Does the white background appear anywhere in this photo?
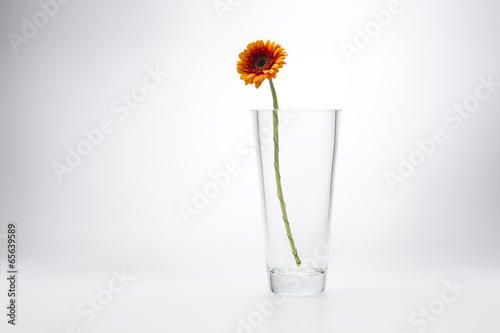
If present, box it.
[0,0,499,332]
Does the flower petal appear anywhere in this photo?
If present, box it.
[236,40,286,86]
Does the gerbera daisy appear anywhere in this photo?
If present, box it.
[236,40,302,266]
[236,40,287,89]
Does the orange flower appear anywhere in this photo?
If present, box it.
[237,40,287,89]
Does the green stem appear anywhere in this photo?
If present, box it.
[268,79,301,267]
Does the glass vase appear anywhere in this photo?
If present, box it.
[252,109,341,295]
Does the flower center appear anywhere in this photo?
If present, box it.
[253,54,271,71]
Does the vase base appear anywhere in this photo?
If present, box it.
[268,267,326,295]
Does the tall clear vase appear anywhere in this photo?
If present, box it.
[252,109,341,295]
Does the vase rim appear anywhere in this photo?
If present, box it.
[250,109,341,112]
